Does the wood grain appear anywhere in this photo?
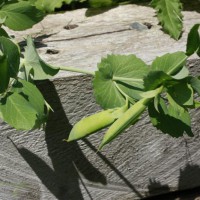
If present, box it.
[1,4,200,200]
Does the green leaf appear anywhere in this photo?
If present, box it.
[0,36,20,77]
[0,27,9,38]
[144,71,172,90]
[151,51,187,75]
[12,79,46,119]
[93,54,149,109]
[34,0,74,12]
[148,96,193,137]
[186,24,200,56]
[167,82,194,106]
[144,52,189,91]
[89,0,116,8]
[171,66,189,80]
[0,1,44,31]
[190,77,200,96]
[24,36,59,80]
[151,0,183,40]
[0,16,6,24]
[0,92,38,130]
[167,93,193,136]
[0,54,9,93]
[0,79,48,129]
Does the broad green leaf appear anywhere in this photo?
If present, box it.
[167,82,194,106]
[93,54,149,109]
[0,54,9,93]
[0,79,48,129]
[148,97,193,137]
[167,93,193,136]
[0,36,20,77]
[190,77,200,96]
[151,0,183,40]
[186,24,200,56]
[12,79,46,119]
[144,71,172,90]
[0,92,38,130]
[151,52,187,75]
[171,66,189,79]
[0,1,44,31]
[34,0,74,12]
[24,36,59,80]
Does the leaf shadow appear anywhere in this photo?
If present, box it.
[85,0,150,17]
[181,0,200,13]
[12,79,107,200]
[144,164,200,199]
[37,78,143,199]
[83,138,144,199]
[18,33,56,51]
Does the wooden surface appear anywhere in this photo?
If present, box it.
[1,4,200,200]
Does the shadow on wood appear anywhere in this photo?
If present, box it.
[12,79,145,199]
[11,80,107,199]
[145,164,200,200]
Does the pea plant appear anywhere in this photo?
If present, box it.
[0,23,199,149]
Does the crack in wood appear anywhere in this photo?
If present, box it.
[43,28,132,43]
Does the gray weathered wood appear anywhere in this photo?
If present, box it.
[8,4,200,77]
[1,4,200,200]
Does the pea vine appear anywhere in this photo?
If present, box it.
[0,22,200,149]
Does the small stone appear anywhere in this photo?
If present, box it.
[129,22,148,31]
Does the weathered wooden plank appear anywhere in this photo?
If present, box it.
[1,61,200,199]
[8,4,200,77]
[1,4,200,200]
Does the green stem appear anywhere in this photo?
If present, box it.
[113,81,135,104]
[112,76,143,83]
[167,55,188,75]
[58,66,95,76]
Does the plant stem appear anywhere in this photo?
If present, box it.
[112,76,143,83]
[167,55,188,75]
[114,81,135,104]
[58,66,95,76]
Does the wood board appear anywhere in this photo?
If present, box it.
[1,4,200,200]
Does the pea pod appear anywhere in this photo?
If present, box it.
[99,98,151,149]
[67,104,128,142]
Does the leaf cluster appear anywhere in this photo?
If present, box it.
[0,0,44,31]
[0,12,199,150]
[67,24,200,149]
[0,33,59,130]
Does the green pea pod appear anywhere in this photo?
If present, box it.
[67,104,128,142]
[99,98,151,149]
